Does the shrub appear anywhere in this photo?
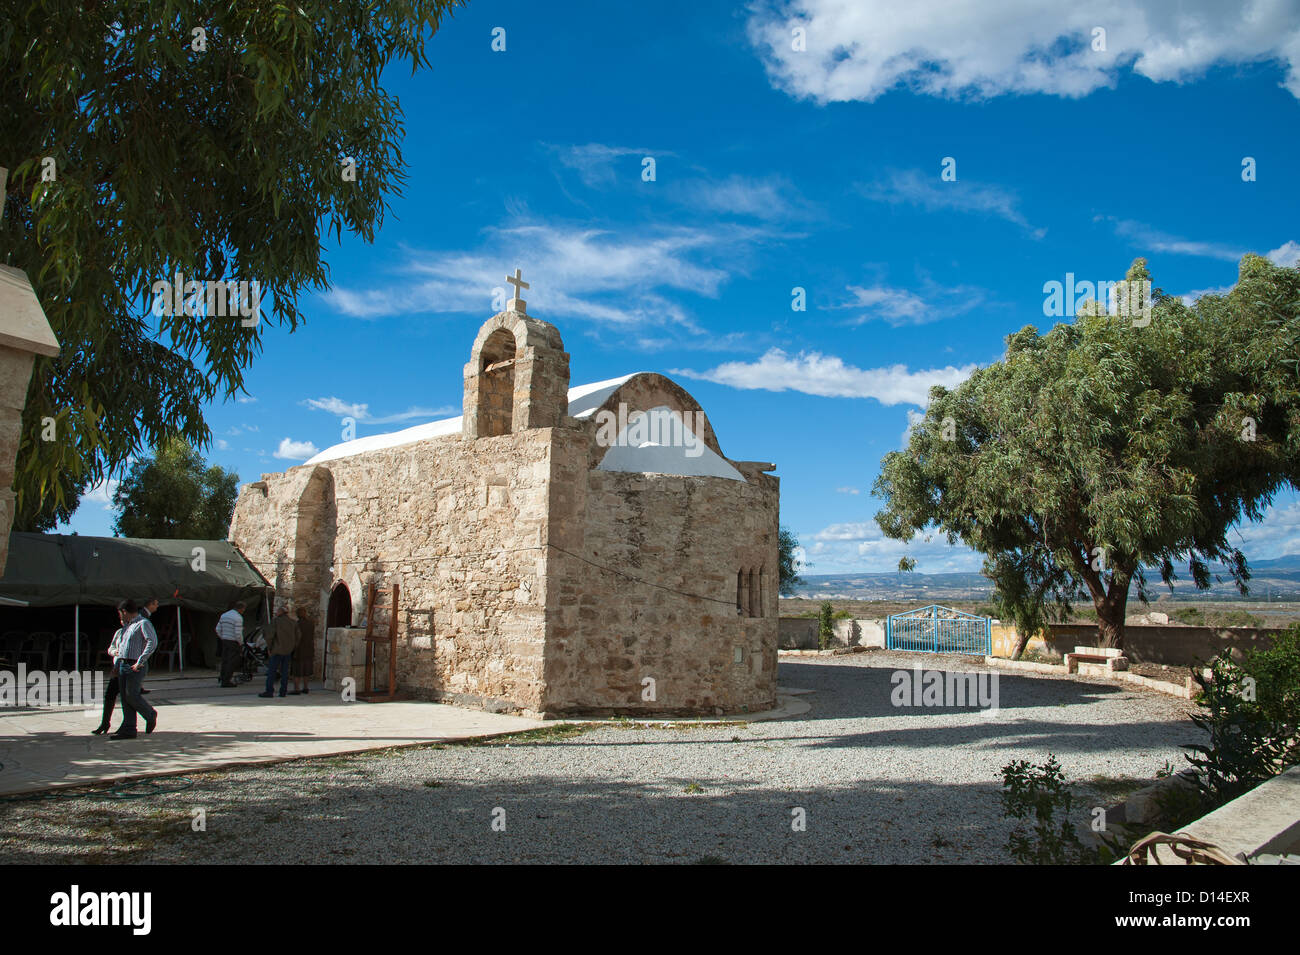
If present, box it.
[1000,755,1110,865]
[817,601,835,650]
[1210,609,1263,628]
[1183,625,1300,808]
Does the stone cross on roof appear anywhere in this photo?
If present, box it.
[506,268,529,315]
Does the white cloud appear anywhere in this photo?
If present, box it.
[859,169,1043,236]
[674,348,978,406]
[326,222,777,337]
[836,486,860,495]
[806,520,983,574]
[82,478,120,510]
[1235,500,1300,561]
[274,438,320,461]
[301,396,458,424]
[1175,240,1300,302]
[1268,240,1300,268]
[216,439,230,451]
[830,279,989,327]
[1108,218,1246,261]
[303,397,370,419]
[549,143,666,188]
[236,395,258,404]
[673,174,810,220]
[837,284,928,324]
[901,408,927,448]
[747,1,1300,103]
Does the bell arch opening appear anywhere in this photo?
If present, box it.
[478,327,517,437]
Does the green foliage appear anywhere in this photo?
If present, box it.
[1172,606,1267,627]
[986,550,1069,658]
[875,257,1300,650]
[1183,626,1300,806]
[1,1,463,527]
[778,526,806,596]
[111,438,239,539]
[1000,755,1109,865]
[1214,609,1264,628]
[817,600,835,650]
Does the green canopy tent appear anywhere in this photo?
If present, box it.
[0,533,272,670]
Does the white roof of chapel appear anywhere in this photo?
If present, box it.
[302,374,745,481]
[303,374,641,465]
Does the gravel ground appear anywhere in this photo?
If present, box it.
[0,651,1200,864]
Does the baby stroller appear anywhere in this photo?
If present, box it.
[238,626,269,684]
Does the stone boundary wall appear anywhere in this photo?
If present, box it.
[779,617,886,650]
[993,623,1290,667]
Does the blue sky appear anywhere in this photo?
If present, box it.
[63,0,1300,575]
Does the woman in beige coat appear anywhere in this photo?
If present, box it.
[289,605,316,695]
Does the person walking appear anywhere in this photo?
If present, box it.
[216,601,245,687]
[259,604,296,698]
[110,599,158,740]
[137,597,158,695]
[288,605,315,695]
[90,622,125,735]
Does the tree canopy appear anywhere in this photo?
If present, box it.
[1,1,463,529]
[112,438,239,539]
[874,257,1300,648]
[778,526,806,596]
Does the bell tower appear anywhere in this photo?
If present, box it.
[463,270,570,438]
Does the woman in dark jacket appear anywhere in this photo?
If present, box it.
[91,624,124,734]
[289,605,316,695]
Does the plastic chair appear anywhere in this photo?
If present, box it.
[56,632,88,670]
[152,631,180,673]
[22,632,56,669]
[0,631,24,669]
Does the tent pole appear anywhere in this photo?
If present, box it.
[177,604,184,672]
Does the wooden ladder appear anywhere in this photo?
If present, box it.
[359,581,399,702]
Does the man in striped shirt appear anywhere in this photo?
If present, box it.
[216,601,246,687]
[109,598,158,740]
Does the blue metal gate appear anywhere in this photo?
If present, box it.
[886,605,990,655]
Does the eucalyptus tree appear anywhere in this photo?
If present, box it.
[875,257,1300,649]
[1,1,463,528]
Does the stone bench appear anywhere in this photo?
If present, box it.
[1065,645,1128,675]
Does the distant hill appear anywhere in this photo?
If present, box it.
[790,555,1300,602]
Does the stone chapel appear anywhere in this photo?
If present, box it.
[229,284,779,717]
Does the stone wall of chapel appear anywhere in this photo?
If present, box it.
[230,465,335,655]
[542,425,780,716]
[231,429,555,715]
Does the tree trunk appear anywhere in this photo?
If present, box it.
[1093,570,1132,650]
[1011,629,1031,660]
[1096,609,1124,649]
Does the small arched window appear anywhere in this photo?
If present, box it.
[327,582,352,628]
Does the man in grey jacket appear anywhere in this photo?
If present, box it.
[110,599,158,740]
[260,604,297,698]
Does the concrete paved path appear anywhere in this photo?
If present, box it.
[0,669,544,795]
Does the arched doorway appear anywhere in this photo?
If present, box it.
[327,582,352,629]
